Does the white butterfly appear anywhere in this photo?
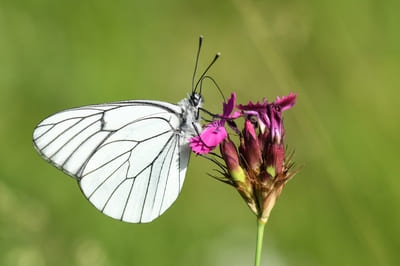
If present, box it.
[33,36,220,223]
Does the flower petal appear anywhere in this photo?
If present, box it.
[222,93,237,118]
[275,92,297,111]
[268,105,283,144]
[189,122,228,154]
[237,99,268,112]
[189,136,213,154]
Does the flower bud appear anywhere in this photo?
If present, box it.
[258,128,269,154]
[242,120,262,172]
[265,143,285,177]
[220,138,246,183]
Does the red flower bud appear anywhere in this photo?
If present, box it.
[220,138,246,183]
[241,120,262,172]
[220,137,239,171]
[265,143,285,176]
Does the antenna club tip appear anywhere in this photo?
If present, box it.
[199,35,204,39]
[216,52,221,57]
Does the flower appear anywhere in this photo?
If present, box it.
[238,92,297,140]
[190,93,240,154]
[190,91,299,266]
[192,92,298,224]
[189,120,228,154]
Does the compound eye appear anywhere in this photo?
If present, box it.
[191,94,202,106]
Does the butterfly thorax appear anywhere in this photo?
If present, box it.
[177,93,203,140]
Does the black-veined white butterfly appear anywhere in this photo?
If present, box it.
[33,36,220,223]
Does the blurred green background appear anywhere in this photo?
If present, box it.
[1,0,399,265]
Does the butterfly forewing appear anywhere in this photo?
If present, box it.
[33,100,192,223]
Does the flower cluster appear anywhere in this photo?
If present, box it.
[190,92,298,224]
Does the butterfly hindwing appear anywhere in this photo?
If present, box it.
[33,100,191,223]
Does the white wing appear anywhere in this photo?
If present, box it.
[33,100,192,223]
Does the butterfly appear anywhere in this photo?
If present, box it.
[32,36,220,223]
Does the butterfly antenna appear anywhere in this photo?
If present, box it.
[199,75,226,102]
[192,35,203,94]
[194,52,221,93]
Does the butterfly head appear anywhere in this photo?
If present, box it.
[189,92,203,108]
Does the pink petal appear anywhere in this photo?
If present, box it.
[203,126,227,146]
[237,99,268,111]
[190,136,214,154]
[230,111,242,119]
[222,93,237,117]
[244,120,257,140]
[275,92,297,111]
[189,123,228,155]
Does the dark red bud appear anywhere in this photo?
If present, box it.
[220,137,240,171]
[258,128,269,154]
[265,143,285,175]
[242,120,262,171]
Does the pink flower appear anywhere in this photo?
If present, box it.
[238,92,297,143]
[201,91,300,266]
[215,92,298,223]
[190,93,240,154]
[189,120,227,154]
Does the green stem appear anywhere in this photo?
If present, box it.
[254,218,266,266]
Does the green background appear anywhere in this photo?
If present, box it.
[1,0,399,265]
